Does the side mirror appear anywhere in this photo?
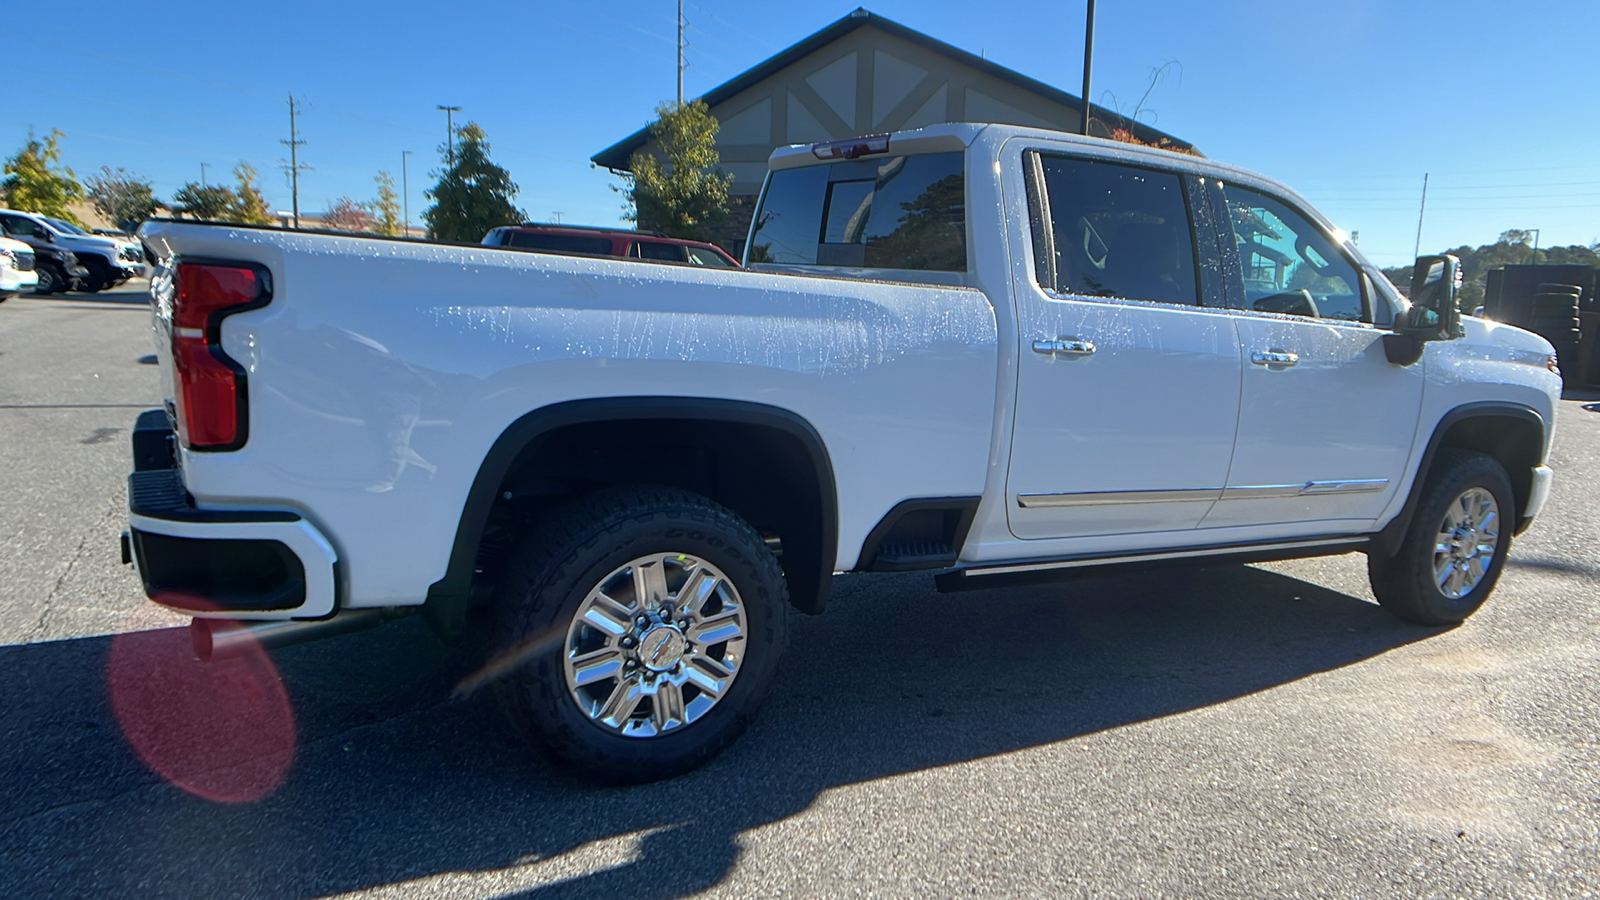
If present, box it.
[1385,254,1461,365]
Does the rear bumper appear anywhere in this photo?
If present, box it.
[125,409,340,619]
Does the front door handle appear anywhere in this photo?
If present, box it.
[1250,349,1299,368]
[1033,337,1096,357]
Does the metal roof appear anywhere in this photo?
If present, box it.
[591,8,1194,172]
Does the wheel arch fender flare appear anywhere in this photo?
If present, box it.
[424,397,839,635]
[1373,400,1545,557]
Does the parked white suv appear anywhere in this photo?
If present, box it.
[0,209,145,291]
[128,123,1559,783]
[0,235,39,300]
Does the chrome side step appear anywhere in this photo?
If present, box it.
[935,536,1369,593]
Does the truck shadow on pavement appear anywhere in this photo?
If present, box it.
[0,563,1435,898]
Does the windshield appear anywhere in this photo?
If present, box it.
[45,217,88,235]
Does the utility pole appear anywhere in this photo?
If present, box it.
[1081,0,1095,136]
[552,211,563,224]
[401,150,412,236]
[1413,172,1429,259]
[437,105,461,165]
[677,0,686,106]
[280,95,310,228]
[200,163,209,188]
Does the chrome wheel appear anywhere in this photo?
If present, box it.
[563,552,748,738]
[1433,487,1500,600]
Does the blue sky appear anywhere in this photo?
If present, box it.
[9,0,1597,267]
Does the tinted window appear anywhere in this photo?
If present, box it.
[2,215,48,239]
[1223,185,1366,322]
[1033,156,1199,306]
[750,151,966,271]
[687,246,736,268]
[504,232,615,255]
[634,241,686,262]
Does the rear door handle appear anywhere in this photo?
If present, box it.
[1032,337,1096,357]
[1250,349,1299,368]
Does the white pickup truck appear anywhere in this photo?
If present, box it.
[127,123,1559,782]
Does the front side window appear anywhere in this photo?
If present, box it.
[1223,184,1366,322]
[1032,155,1199,306]
[749,151,966,272]
[1,215,47,239]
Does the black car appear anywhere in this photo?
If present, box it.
[8,234,90,294]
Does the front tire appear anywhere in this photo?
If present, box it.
[492,485,788,783]
[1369,451,1514,625]
[33,265,61,295]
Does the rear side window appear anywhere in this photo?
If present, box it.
[633,241,686,262]
[749,151,966,271]
[1031,155,1199,306]
[687,246,736,268]
[504,232,615,255]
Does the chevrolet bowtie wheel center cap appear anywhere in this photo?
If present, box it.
[638,625,687,672]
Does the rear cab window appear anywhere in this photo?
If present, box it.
[748,150,967,279]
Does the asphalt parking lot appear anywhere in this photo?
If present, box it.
[1,283,1597,898]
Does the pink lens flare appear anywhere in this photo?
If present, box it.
[107,602,296,804]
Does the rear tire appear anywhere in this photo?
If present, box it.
[1369,451,1514,625]
[491,485,788,784]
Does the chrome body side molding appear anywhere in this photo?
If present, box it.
[1017,479,1388,508]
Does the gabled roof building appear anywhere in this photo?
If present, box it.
[593,8,1194,248]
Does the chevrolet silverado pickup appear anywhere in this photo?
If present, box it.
[126,123,1560,782]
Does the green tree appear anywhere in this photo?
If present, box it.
[422,123,523,241]
[624,100,733,242]
[2,129,86,225]
[372,171,403,236]
[227,163,274,225]
[85,167,159,230]
[1381,232,1600,308]
[171,182,238,221]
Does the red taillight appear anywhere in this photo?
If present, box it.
[171,263,267,450]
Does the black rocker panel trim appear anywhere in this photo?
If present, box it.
[855,496,980,572]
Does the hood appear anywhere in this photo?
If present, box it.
[1460,315,1556,355]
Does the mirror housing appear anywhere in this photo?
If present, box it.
[1384,253,1461,365]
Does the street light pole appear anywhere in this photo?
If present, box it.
[401,150,412,236]
[1080,0,1095,136]
[200,162,209,188]
[437,105,461,165]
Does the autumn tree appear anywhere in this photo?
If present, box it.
[624,100,732,242]
[321,197,375,233]
[423,123,523,241]
[372,171,403,236]
[2,129,86,225]
[85,167,160,230]
[227,163,274,225]
[170,182,237,220]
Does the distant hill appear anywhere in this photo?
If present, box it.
[1381,230,1599,307]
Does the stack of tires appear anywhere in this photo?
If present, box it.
[1530,283,1582,387]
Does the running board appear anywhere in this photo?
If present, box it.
[934,536,1370,593]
